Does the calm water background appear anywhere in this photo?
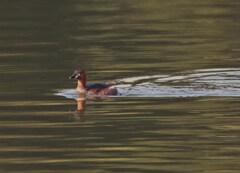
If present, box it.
[0,0,240,172]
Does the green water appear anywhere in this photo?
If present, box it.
[0,0,240,172]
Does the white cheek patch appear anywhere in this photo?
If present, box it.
[75,74,81,78]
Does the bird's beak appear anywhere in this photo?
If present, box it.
[69,74,76,79]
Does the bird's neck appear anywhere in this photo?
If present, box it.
[77,79,86,92]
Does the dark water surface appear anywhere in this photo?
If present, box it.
[0,0,240,172]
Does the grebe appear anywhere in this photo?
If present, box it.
[69,69,118,95]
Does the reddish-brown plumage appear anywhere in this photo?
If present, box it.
[69,69,118,95]
[99,87,118,95]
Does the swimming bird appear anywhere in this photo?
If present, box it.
[69,69,118,95]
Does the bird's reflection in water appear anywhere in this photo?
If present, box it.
[72,98,87,122]
[70,95,113,122]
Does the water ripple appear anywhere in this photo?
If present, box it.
[57,68,240,98]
